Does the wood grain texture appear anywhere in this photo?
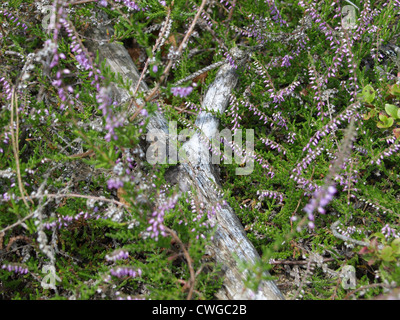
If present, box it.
[85,13,284,300]
[176,48,284,300]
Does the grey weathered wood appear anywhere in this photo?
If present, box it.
[85,14,283,300]
[175,48,284,300]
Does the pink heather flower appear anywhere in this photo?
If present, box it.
[107,178,124,189]
[106,249,129,261]
[1,264,28,275]
[171,86,193,98]
[110,267,142,278]
[152,65,158,73]
[140,108,148,117]
[303,185,337,228]
[147,195,179,241]
[281,55,293,67]
[381,224,399,240]
[76,53,91,70]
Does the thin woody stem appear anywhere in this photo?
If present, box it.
[164,226,196,300]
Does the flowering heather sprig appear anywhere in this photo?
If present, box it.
[182,101,203,113]
[357,196,388,213]
[167,46,181,63]
[302,120,357,227]
[299,0,338,50]
[381,224,400,240]
[342,34,359,102]
[96,88,124,141]
[219,0,234,10]
[257,190,285,204]
[290,174,320,195]
[287,132,296,144]
[300,0,367,97]
[308,63,327,118]
[335,224,364,248]
[386,136,396,145]
[243,99,270,125]
[292,146,323,177]
[231,15,271,44]
[147,194,179,241]
[270,80,300,106]
[153,17,173,52]
[0,131,10,154]
[302,102,361,153]
[3,192,11,201]
[110,266,142,278]
[185,197,218,240]
[200,11,213,28]
[264,0,288,27]
[333,157,359,195]
[261,137,286,155]
[43,211,101,230]
[220,136,275,177]
[224,51,238,69]
[281,54,293,67]
[227,95,241,133]
[171,86,193,98]
[111,0,144,11]
[2,131,10,144]
[253,59,275,91]
[97,0,108,7]
[1,263,29,275]
[303,185,337,229]
[326,45,345,80]
[271,112,288,130]
[371,141,400,165]
[106,249,129,262]
[46,2,122,142]
[354,145,368,155]
[233,4,287,44]
[0,9,28,33]
[353,0,381,39]
[46,1,101,108]
[0,76,12,102]
[325,2,375,92]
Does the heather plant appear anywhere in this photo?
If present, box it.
[1,0,400,301]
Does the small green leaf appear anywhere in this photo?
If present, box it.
[391,238,400,255]
[377,114,394,128]
[390,83,400,96]
[379,113,387,122]
[385,104,399,119]
[380,246,395,262]
[362,84,376,104]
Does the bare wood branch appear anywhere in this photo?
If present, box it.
[173,48,284,300]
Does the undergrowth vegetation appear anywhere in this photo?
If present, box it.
[1,0,400,300]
